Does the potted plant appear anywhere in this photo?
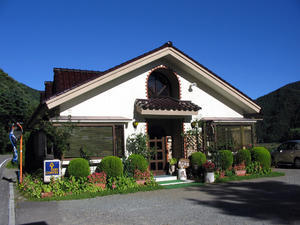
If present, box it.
[233,162,246,176]
[169,158,177,174]
[203,161,215,183]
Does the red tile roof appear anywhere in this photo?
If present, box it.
[41,68,103,101]
[135,97,201,112]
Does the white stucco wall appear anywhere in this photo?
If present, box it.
[179,76,243,120]
[59,65,244,153]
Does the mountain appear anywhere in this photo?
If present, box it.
[255,81,300,143]
[0,69,40,153]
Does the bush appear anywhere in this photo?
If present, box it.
[97,156,123,178]
[251,147,271,169]
[126,133,150,159]
[190,152,206,167]
[125,154,149,176]
[218,150,233,171]
[68,158,90,178]
[235,149,251,166]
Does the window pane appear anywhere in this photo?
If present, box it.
[65,126,113,158]
[243,126,252,147]
[216,125,241,150]
[115,125,124,158]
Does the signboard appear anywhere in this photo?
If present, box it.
[44,159,61,183]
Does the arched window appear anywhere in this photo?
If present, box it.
[147,69,179,99]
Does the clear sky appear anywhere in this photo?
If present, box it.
[0,0,299,99]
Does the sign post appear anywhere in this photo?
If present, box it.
[44,160,61,183]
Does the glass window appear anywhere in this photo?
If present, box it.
[216,125,253,151]
[64,125,125,158]
[115,125,124,158]
[65,126,113,158]
[148,72,171,98]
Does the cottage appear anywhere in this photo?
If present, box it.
[27,42,260,175]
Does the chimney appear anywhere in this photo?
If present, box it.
[44,81,53,99]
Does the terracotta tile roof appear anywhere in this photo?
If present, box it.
[135,97,201,112]
[41,68,103,101]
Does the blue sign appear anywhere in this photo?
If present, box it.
[45,161,60,176]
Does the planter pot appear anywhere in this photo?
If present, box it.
[41,192,53,198]
[169,165,176,174]
[219,171,225,178]
[205,172,215,183]
[235,170,246,176]
[178,168,187,180]
[136,180,146,185]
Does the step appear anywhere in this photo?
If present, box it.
[158,179,195,186]
[154,175,177,182]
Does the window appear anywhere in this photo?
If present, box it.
[148,72,171,98]
[216,125,253,151]
[64,124,124,158]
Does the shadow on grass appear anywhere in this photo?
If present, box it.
[186,180,300,224]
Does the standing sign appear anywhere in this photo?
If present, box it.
[44,160,61,183]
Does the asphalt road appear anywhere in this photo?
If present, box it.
[0,155,13,225]
[13,167,300,225]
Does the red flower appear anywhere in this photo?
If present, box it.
[203,161,215,172]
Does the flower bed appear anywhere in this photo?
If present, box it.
[18,171,159,200]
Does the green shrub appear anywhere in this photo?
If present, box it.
[246,161,271,175]
[190,152,206,167]
[125,154,149,176]
[218,150,233,171]
[68,158,90,178]
[251,147,271,169]
[235,149,251,166]
[97,156,123,178]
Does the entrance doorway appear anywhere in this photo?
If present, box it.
[147,119,183,174]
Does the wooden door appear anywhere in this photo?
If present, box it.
[149,137,166,175]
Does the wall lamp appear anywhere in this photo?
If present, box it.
[188,82,197,92]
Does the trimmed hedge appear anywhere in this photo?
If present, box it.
[68,158,90,178]
[219,150,233,170]
[190,152,206,167]
[235,149,251,166]
[126,154,149,175]
[251,147,271,169]
[97,156,123,178]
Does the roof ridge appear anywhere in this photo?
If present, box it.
[53,67,103,73]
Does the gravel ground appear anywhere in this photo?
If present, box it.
[14,168,300,225]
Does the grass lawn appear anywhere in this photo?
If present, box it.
[215,171,285,183]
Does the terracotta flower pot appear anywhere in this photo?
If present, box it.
[41,192,53,198]
[136,180,146,185]
[235,170,246,176]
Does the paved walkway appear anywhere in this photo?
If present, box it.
[11,168,300,225]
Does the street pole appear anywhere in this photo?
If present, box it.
[17,123,23,184]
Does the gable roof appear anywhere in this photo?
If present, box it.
[43,41,261,114]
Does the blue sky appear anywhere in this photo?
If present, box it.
[0,0,299,99]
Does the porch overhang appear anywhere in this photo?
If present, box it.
[135,97,201,116]
[50,116,132,123]
[201,117,258,124]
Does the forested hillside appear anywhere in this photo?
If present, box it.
[0,69,40,153]
[255,81,300,143]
